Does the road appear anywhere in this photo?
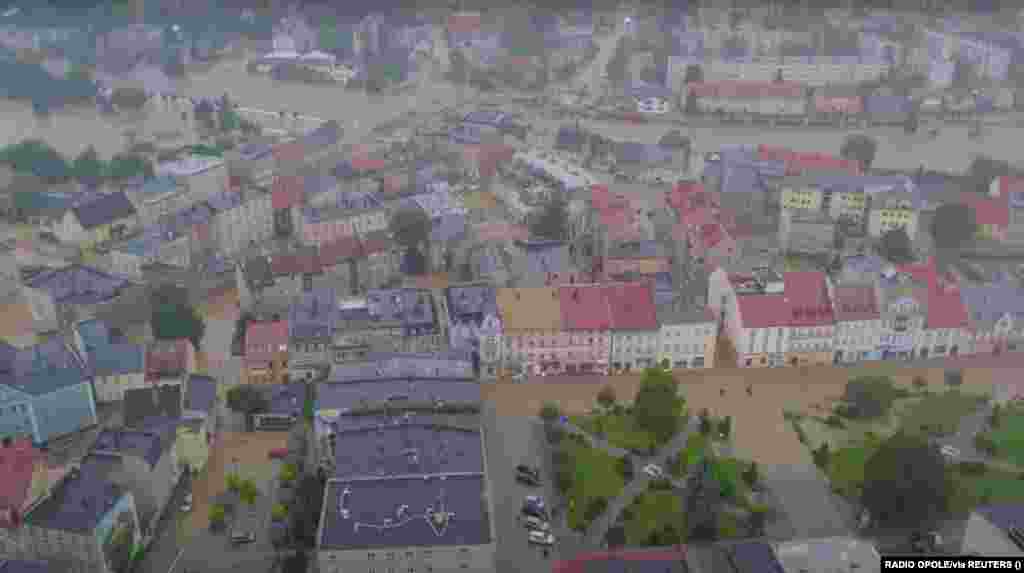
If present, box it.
[759,463,854,540]
[933,403,993,463]
[570,11,626,97]
[483,404,575,572]
[135,472,194,573]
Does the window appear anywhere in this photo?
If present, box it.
[369,553,377,561]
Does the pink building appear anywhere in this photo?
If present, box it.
[558,284,612,375]
[687,222,737,270]
[245,320,289,384]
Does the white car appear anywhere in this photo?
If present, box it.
[520,515,550,532]
[181,494,193,512]
[528,530,556,546]
[940,445,960,458]
[643,464,665,479]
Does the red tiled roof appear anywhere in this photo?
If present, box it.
[695,222,728,250]
[758,145,860,175]
[272,174,304,209]
[448,12,482,34]
[559,285,612,331]
[605,282,657,330]
[273,141,305,165]
[146,339,191,381]
[783,271,835,326]
[474,221,528,242]
[832,285,880,321]
[0,438,40,524]
[962,192,1009,227]
[736,294,791,328]
[382,174,409,195]
[270,250,322,276]
[897,258,971,330]
[247,320,289,348]
[319,236,363,267]
[350,156,387,172]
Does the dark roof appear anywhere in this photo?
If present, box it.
[327,353,475,383]
[24,454,125,533]
[331,424,483,479]
[263,383,305,417]
[289,288,338,339]
[243,256,274,288]
[317,379,481,412]
[26,264,132,305]
[93,427,169,468]
[446,285,497,323]
[0,560,54,573]
[184,374,217,414]
[319,474,491,549]
[726,542,785,573]
[71,191,136,229]
[122,385,183,428]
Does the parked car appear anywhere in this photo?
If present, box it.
[522,496,549,520]
[269,447,289,460]
[528,530,556,546]
[520,515,550,532]
[516,464,541,486]
[940,445,960,459]
[181,493,193,512]
[642,464,664,479]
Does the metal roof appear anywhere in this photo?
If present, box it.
[319,474,491,549]
[23,454,125,533]
[331,424,483,479]
[71,191,136,229]
[317,379,481,412]
[184,374,217,414]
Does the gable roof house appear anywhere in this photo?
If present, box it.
[605,282,659,372]
[53,191,137,247]
[0,338,97,445]
[0,437,51,528]
[782,271,836,367]
[960,275,1024,355]
[74,318,146,403]
[245,319,289,384]
[24,264,133,314]
[288,288,338,382]
[122,385,182,429]
[144,339,196,386]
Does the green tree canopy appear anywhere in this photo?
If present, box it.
[879,227,914,263]
[840,134,878,171]
[841,376,899,419]
[107,153,154,181]
[633,367,682,443]
[389,207,432,250]
[151,297,205,350]
[930,203,977,250]
[965,155,1011,195]
[861,432,953,528]
[530,195,569,241]
[291,475,325,548]
[72,146,105,184]
[226,384,269,416]
[0,139,71,182]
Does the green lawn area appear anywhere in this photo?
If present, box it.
[987,407,1024,466]
[825,441,880,498]
[622,491,684,545]
[710,457,747,503]
[563,439,626,530]
[670,433,708,478]
[570,412,657,452]
[717,511,743,538]
[899,391,986,437]
[950,466,1024,514]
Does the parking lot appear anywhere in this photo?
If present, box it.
[482,403,587,573]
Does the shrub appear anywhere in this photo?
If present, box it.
[226,473,242,492]
[825,415,845,428]
[742,462,759,488]
[209,504,226,525]
[791,420,809,445]
[597,385,617,408]
[621,507,635,522]
[280,463,298,484]
[650,478,673,491]
[539,402,561,423]
[945,370,963,387]
[271,503,288,521]
[584,497,609,522]
[555,470,573,493]
[812,443,831,468]
[957,461,987,475]
[974,434,998,456]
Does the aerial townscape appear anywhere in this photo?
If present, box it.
[3,0,1024,572]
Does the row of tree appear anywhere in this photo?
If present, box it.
[0,140,154,184]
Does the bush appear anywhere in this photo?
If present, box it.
[957,461,987,475]
[621,507,635,522]
[791,420,809,445]
[742,462,759,488]
[271,503,288,522]
[555,469,573,494]
[597,385,617,408]
[226,473,242,492]
[616,456,634,480]
[912,376,928,390]
[540,402,562,423]
[209,504,226,525]
[813,443,831,468]
[650,478,673,491]
[280,463,298,484]
[825,415,846,428]
[974,434,998,456]
[584,497,609,522]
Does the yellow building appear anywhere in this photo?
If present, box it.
[829,190,867,223]
[867,191,919,239]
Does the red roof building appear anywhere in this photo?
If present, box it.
[962,191,1010,241]
[757,145,861,175]
[270,249,322,276]
[559,285,612,331]
[605,282,658,331]
[272,174,305,210]
[0,438,43,528]
[897,258,971,331]
[273,141,305,166]
[554,547,688,573]
[245,320,289,371]
[832,285,880,322]
[687,222,736,271]
[736,294,792,328]
[474,221,528,243]
[447,11,482,34]
[783,271,835,327]
[145,339,195,383]
[319,236,364,268]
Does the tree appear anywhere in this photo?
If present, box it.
[530,195,569,241]
[742,462,759,488]
[539,401,561,424]
[0,139,71,182]
[239,479,259,505]
[861,432,953,528]
[290,475,325,548]
[840,134,878,171]
[597,385,616,409]
[106,153,154,180]
[209,504,226,527]
[717,416,732,439]
[990,404,1002,429]
[151,287,205,350]
[965,156,1010,195]
[699,410,712,435]
[389,207,431,250]
[930,203,977,250]
[72,146,105,185]
[633,368,681,444]
[812,442,831,468]
[842,376,898,419]
[219,106,241,132]
[879,228,914,263]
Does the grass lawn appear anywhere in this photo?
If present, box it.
[950,466,1024,514]
[670,433,709,478]
[570,412,657,452]
[987,407,1024,466]
[709,457,751,505]
[717,510,742,538]
[623,490,684,545]
[899,391,986,437]
[563,439,626,530]
[825,439,880,498]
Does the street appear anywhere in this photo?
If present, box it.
[135,471,194,573]
[759,463,855,540]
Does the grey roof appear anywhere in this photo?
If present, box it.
[317,379,481,412]
[975,504,1024,535]
[6,338,89,396]
[725,542,785,573]
[290,288,338,339]
[24,454,125,533]
[93,284,153,329]
[445,285,497,324]
[430,213,467,243]
[26,264,132,305]
[615,142,671,165]
[0,560,54,573]
[365,289,437,332]
[93,427,169,468]
[122,385,182,428]
[72,191,136,229]
[263,383,305,417]
[331,424,483,479]
[319,474,491,549]
[243,256,274,288]
[328,353,475,382]
[959,279,1024,330]
[184,374,217,414]
[555,125,587,149]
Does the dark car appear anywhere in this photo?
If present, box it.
[522,496,549,520]
[516,464,541,486]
